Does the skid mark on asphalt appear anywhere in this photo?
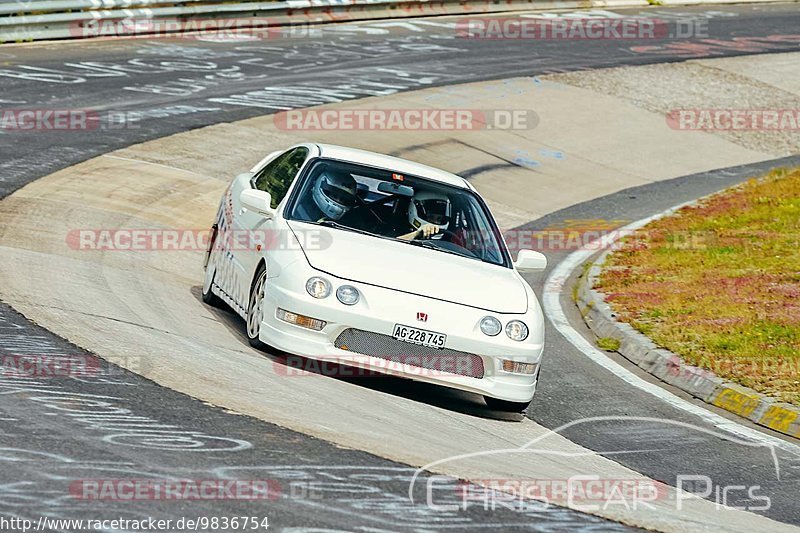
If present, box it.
[102,153,217,179]
[0,303,629,530]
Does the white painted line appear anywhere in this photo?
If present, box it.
[543,201,800,456]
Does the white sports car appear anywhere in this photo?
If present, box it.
[202,143,547,412]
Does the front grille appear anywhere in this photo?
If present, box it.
[334,328,485,379]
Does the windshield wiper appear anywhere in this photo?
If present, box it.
[404,239,477,260]
[314,221,481,261]
[315,220,381,238]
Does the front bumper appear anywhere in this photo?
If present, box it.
[260,270,543,403]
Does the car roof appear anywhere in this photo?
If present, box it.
[315,143,470,189]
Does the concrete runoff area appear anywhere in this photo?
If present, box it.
[1,52,799,530]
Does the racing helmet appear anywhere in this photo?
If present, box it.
[408,190,451,232]
[312,168,358,220]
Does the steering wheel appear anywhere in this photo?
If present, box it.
[417,229,458,241]
[418,229,480,258]
[354,195,386,225]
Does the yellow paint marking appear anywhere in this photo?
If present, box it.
[759,405,798,434]
[712,387,761,418]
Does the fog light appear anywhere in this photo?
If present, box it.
[306,277,331,299]
[479,316,502,336]
[505,320,529,341]
[336,285,360,305]
[502,360,537,375]
[276,308,326,331]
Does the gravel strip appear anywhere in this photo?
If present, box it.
[547,53,800,156]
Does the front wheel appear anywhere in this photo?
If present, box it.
[246,264,268,350]
[484,396,531,413]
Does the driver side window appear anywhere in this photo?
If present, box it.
[253,147,309,208]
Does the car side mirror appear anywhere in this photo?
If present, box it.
[514,249,547,272]
[240,189,275,219]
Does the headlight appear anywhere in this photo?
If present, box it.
[306,277,331,299]
[505,320,529,341]
[336,285,360,305]
[479,316,502,336]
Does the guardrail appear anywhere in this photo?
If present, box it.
[0,0,570,42]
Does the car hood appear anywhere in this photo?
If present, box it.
[287,221,528,313]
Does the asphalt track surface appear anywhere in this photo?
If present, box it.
[1,3,800,531]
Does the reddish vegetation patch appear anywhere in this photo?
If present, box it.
[596,168,800,406]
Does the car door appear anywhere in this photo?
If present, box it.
[230,146,311,310]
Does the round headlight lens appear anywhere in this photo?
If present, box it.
[336,285,360,305]
[306,277,331,299]
[505,320,529,342]
[479,316,502,336]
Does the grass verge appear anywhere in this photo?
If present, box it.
[597,337,621,352]
[596,168,800,405]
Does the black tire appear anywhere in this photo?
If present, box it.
[246,264,268,350]
[484,396,531,413]
[202,268,223,307]
[202,225,223,308]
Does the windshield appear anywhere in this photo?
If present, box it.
[286,158,510,267]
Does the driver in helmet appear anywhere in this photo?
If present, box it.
[311,168,359,221]
[397,190,451,241]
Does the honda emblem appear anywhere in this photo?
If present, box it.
[416,312,428,322]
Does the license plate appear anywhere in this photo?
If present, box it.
[392,324,446,349]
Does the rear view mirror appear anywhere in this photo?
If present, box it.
[514,249,547,272]
[240,189,276,219]
[377,181,414,197]
[356,182,370,199]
